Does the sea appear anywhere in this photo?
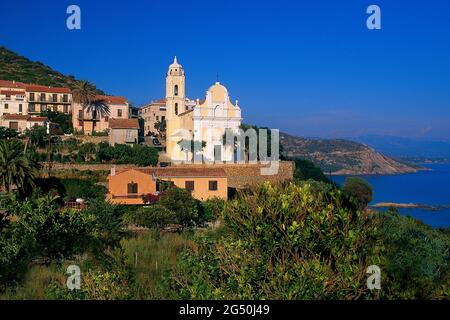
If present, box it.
[332,163,450,228]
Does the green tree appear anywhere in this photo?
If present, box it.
[0,139,39,195]
[158,187,198,228]
[132,145,159,167]
[342,177,373,209]
[40,110,73,134]
[86,98,110,133]
[0,127,18,140]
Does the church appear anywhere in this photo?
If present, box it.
[164,57,243,163]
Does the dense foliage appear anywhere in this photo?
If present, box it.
[163,182,381,299]
[378,209,450,299]
[293,158,331,183]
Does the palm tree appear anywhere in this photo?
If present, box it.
[71,80,97,134]
[87,98,110,133]
[0,139,39,195]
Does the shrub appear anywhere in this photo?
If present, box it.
[378,209,450,299]
[198,197,225,222]
[342,176,373,209]
[163,182,380,299]
[124,205,176,229]
[293,158,331,183]
[158,187,198,228]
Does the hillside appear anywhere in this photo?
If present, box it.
[0,46,105,94]
[280,132,421,175]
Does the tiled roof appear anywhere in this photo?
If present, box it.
[1,90,26,95]
[108,118,140,129]
[116,167,227,178]
[26,85,71,93]
[2,114,29,120]
[0,80,27,89]
[2,114,48,122]
[96,95,128,105]
[28,116,48,122]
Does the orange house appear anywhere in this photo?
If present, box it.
[107,167,228,204]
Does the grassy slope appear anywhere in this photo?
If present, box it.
[0,46,105,94]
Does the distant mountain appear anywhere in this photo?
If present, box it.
[0,46,105,94]
[350,135,450,159]
[280,132,421,175]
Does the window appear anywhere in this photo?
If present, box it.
[41,104,47,111]
[162,116,165,121]
[29,93,35,101]
[126,130,132,140]
[4,103,8,109]
[185,181,194,192]
[156,115,159,121]
[117,109,122,117]
[29,103,35,112]
[127,182,138,194]
[40,93,46,102]
[63,105,68,113]
[174,85,178,96]
[63,94,68,102]
[175,103,178,115]
[19,104,22,113]
[5,95,10,100]
[78,110,83,119]
[52,94,57,102]
[214,145,222,161]
[209,180,218,191]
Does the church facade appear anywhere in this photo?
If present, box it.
[164,57,243,163]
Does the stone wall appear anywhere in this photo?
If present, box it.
[47,161,295,189]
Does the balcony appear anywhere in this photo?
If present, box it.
[111,194,145,199]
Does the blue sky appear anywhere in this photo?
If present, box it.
[1,0,450,140]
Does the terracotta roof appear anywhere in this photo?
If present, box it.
[115,167,227,178]
[1,90,26,95]
[152,98,166,105]
[2,114,48,122]
[0,80,27,89]
[28,116,48,122]
[108,118,140,129]
[2,114,29,120]
[96,95,128,105]
[26,85,71,93]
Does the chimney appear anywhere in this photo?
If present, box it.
[111,166,116,176]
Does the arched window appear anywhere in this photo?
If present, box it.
[175,103,178,115]
[174,85,178,96]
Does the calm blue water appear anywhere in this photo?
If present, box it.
[332,164,450,228]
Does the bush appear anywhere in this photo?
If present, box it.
[158,188,198,228]
[61,179,107,201]
[163,182,380,299]
[124,205,176,229]
[342,176,373,209]
[378,209,450,299]
[293,158,331,183]
[198,197,225,222]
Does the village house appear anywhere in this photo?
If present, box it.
[0,114,48,132]
[139,98,166,136]
[107,167,228,204]
[71,95,130,135]
[108,118,140,145]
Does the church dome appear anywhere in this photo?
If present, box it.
[167,56,184,76]
[207,82,229,101]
